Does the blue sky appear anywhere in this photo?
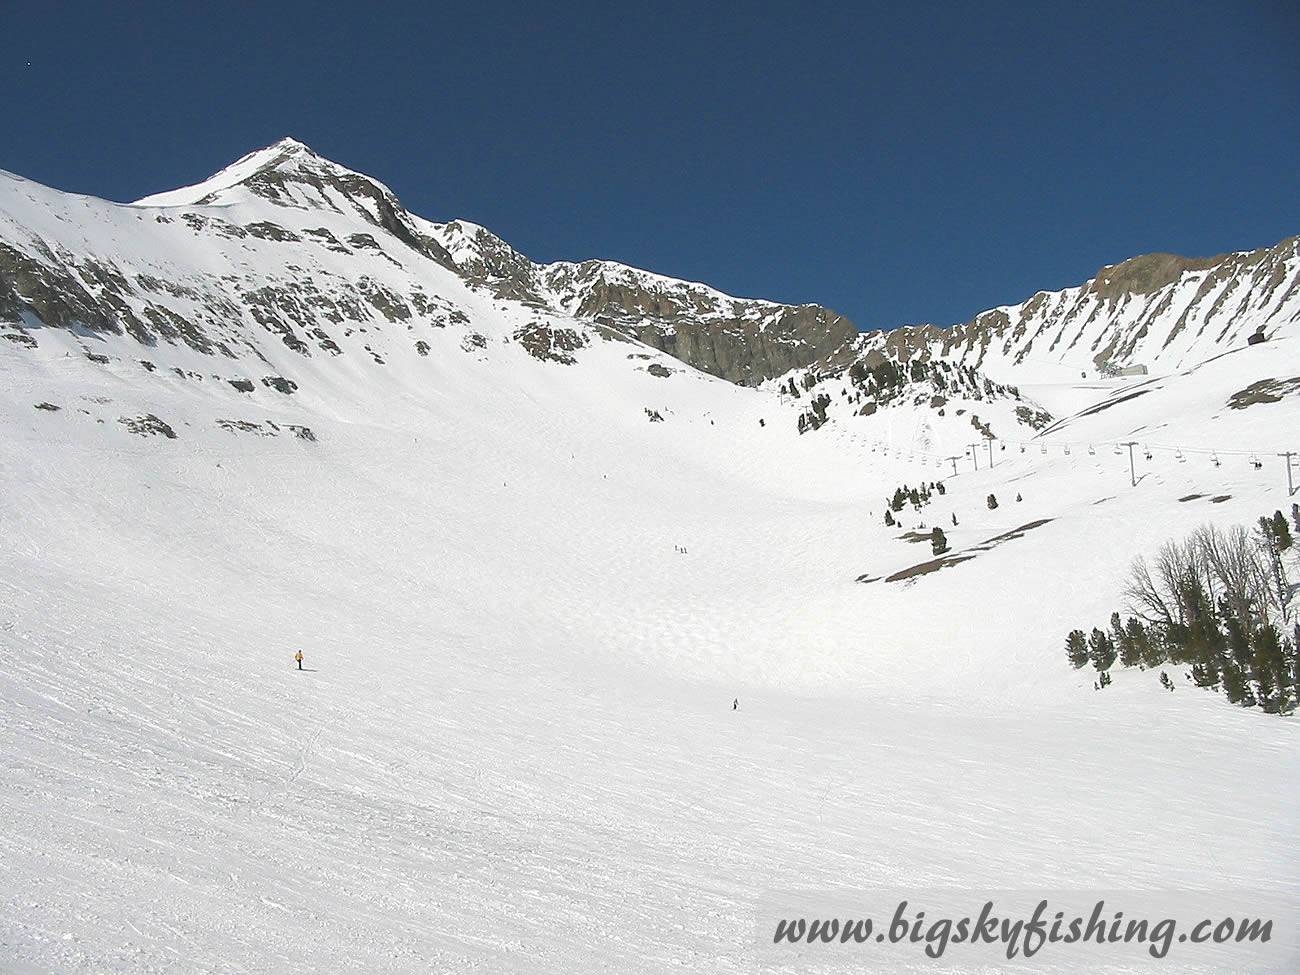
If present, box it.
[3,1,1297,331]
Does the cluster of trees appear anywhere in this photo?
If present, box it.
[787,354,1025,438]
[797,393,833,433]
[883,481,946,526]
[1066,506,1300,714]
[848,357,903,393]
[784,371,821,398]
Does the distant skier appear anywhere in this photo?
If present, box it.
[295,651,303,671]
[732,698,738,711]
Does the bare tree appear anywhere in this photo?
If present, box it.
[1255,517,1294,625]
[1123,554,1176,627]
[1195,524,1270,628]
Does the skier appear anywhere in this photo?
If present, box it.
[295,650,303,671]
[732,698,739,711]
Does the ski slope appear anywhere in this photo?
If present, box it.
[2,307,1298,974]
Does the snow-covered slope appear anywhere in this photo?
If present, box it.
[856,237,1300,385]
[2,142,1299,974]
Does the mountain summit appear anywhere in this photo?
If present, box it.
[2,138,1297,411]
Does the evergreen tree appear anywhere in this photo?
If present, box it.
[1140,623,1168,669]
[1271,510,1293,550]
[1221,656,1251,705]
[1121,617,1148,667]
[931,526,949,556]
[936,481,945,495]
[1016,492,1023,502]
[1159,670,1175,691]
[884,509,895,527]
[1289,624,1300,707]
[986,493,998,510]
[1251,624,1286,713]
[1224,612,1253,677]
[1065,630,1089,669]
[1088,627,1116,672]
[1109,612,1131,664]
[951,512,958,526]
[1191,661,1220,688]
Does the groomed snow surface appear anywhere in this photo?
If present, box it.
[2,319,1298,974]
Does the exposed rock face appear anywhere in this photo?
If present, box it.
[847,236,1300,382]
[425,221,860,385]
[597,293,857,386]
[2,137,1297,406]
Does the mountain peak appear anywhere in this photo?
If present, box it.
[130,137,358,209]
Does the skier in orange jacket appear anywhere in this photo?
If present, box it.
[295,651,303,670]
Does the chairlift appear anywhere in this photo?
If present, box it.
[1087,444,1095,456]
[1211,451,1220,467]
[1250,454,1262,470]
[1143,445,1152,461]
[1064,444,1071,455]
[1040,444,1048,455]
[1175,448,1186,463]
[1113,444,1123,455]
[1019,445,1026,453]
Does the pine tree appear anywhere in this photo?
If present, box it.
[986,493,998,510]
[936,481,946,495]
[951,513,958,526]
[884,509,895,527]
[1109,612,1131,664]
[1140,622,1169,669]
[1288,624,1300,709]
[1088,627,1116,672]
[1065,630,1089,669]
[1160,670,1175,691]
[1221,656,1251,705]
[1271,510,1293,551]
[931,526,949,556]
[1251,624,1285,713]
[1016,492,1022,502]
[1121,617,1149,667]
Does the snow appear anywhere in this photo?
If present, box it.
[130,138,314,207]
[2,149,1299,973]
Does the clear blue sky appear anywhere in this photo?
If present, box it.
[3,1,1297,332]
